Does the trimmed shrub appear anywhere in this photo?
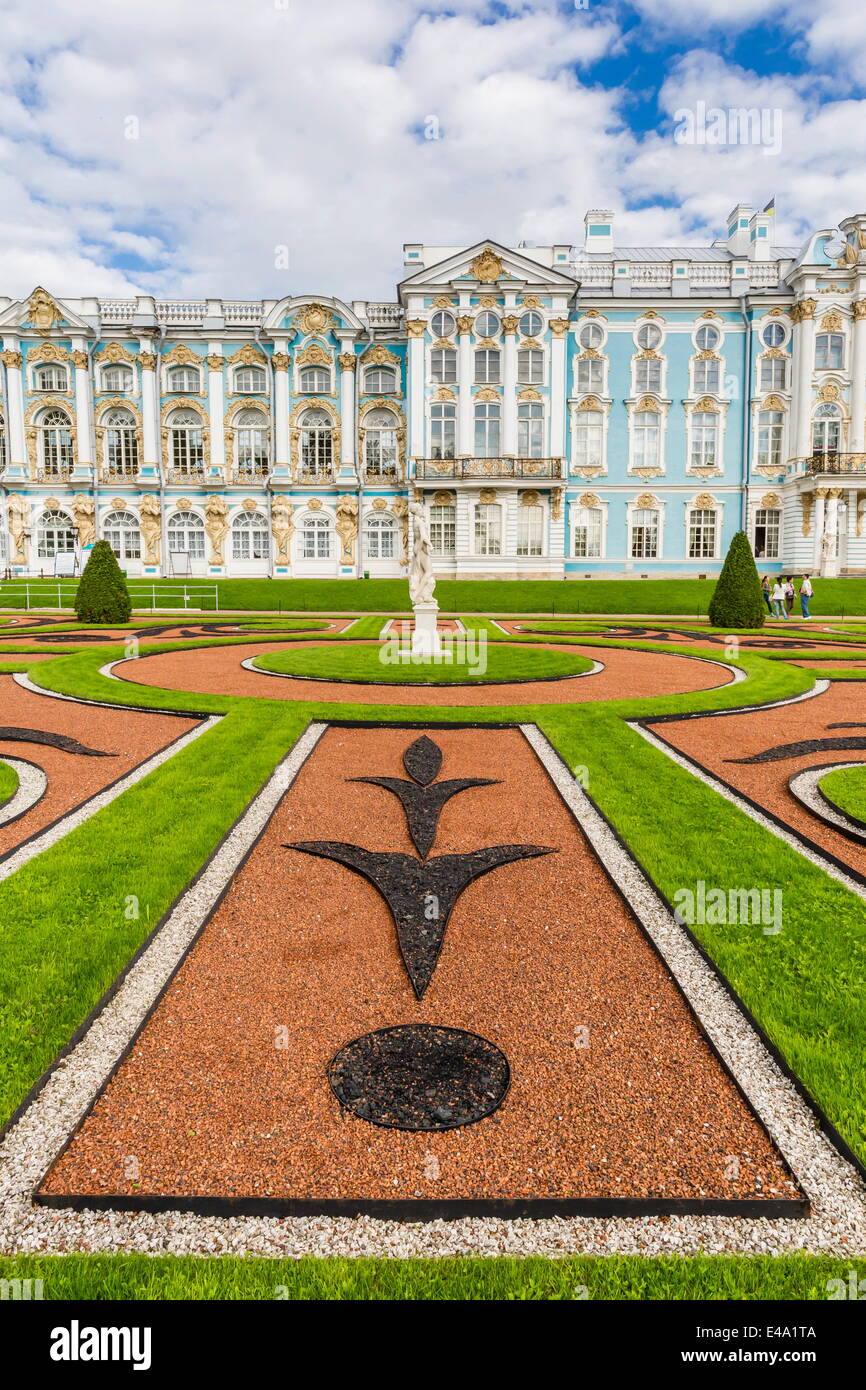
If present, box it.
[708,530,765,628]
[75,540,132,622]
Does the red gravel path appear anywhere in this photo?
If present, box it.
[652,682,866,876]
[39,726,799,1208]
[0,676,198,858]
[112,640,733,706]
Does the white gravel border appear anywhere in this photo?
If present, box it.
[0,757,47,828]
[1,720,864,1259]
[788,763,866,843]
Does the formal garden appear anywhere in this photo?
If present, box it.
[0,536,864,1302]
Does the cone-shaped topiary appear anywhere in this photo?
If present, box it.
[708,529,765,628]
[75,539,132,623]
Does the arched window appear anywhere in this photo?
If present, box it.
[754,508,781,559]
[37,509,75,559]
[39,407,73,474]
[235,409,269,474]
[757,409,784,470]
[577,356,603,393]
[517,401,543,458]
[364,408,398,477]
[815,334,844,370]
[232,510,269,560]
[168,409,204,473]
[299,366,330,393]
[631,411,660,470]
[167,510,205,559]
[759,358,787,392]
[631,507,659,559]
[365,515,395,559]
[103,408,139,475]
[474,401,501,458]
[517,503,544,557]
[474,349,500,384]
[102,365,133,393]
[430,348,457,383]
[302,514,332,559]
[573,507,602,558]
[690,411,719,469]
[474,503,501,556]
[234,366,267,394]
[693,358,721,393]
[688,508,717,559]
[430,503,456,555]
[364,366,397,394]
[574,409,604,472]
[34,364,68,392]
[299,409,333,475]
[812,403,841,458]
[517,349,543,384]
[634,357,661,393]
[102,510,141,561]
[167,365,202,393]
[430,402,456,459]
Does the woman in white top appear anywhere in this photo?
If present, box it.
[770,580,788,620]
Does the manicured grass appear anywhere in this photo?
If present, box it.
[0,1252,861,1300]
[251,642,594,683]
[5,575,866,614]
[819,766,866,822]
[0,762,18,808]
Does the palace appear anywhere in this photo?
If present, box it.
[2,205,866,582]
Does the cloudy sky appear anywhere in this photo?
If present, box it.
[1,0,864,302]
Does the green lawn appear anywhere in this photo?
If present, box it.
[819,766,866,822]
[0,762,18,808]
[251,641,593,683]
[4,575,866,615]
[0,1252,861,1300]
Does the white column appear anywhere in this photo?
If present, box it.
[273,349,290,470]
[793,302,816,460]
[138,343,159,468]
[1,342,27,469]
[207,346,225,476]
[502,324,518,457]
[504,489,519,561]
[549,489,565,568]
[338,350,357,477]
[823,489,840,577]
[813,488,826,571]
[548,321,568,461]
[455,488,473,572]
[457,316,473,457]
[72,341,93,468]
[850,301,866,455]
[407,323,426,463]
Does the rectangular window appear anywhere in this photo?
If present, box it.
[516,505,544,557]
[429,504,456,556]
[475,503,501,556]
[694,358,721,393]
[430,349,457,383]
[474,349,501,384]
[634,357,662,393]
[631,508,659,559]
[759,358,787,391]
[754,508,781,560]
[688,508,717,559]
[576,358,603,394]
[573,507,602,558]
[517,349,544,384]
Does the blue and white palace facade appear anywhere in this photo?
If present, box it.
[2,205,866,582]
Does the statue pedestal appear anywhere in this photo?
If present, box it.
[411,601,442,658]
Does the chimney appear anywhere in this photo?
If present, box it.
[726,204,752,257]
[584,209,614,255]
[748,208,774,261]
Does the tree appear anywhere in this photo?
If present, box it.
[708,530,765,628]
[75,540,132,622]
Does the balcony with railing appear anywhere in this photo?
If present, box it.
[415,456,564,481]
[790,453,866,476]
[362,464,401,485]
[167,467,206,485]
[296,467,336,485]
[37,465,73,483]
[100,466,140,483]
[231,467,270,485]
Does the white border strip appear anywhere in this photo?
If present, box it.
[0,757,47,828]
[789,763,866,844]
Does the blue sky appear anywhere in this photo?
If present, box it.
[0,0,864,299]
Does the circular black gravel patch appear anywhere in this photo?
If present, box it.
[328,1024,510,1131]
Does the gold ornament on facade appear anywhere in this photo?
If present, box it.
[71,494,96,546]
[853,300,866,321]
[271,497,295,561]
[335,494,360,564]
[432,386,456,401]
[432,490,454,507]
[69,350,86,370]
[204,494,230,564]
[338,352,357,371]
[272,352,290,372]
[297,341,331,368]
[27,287,62,334]
[228,343,267,367]
[575,395,606,412]
[6,494,29,561]
[26,341,70,364]
[578,492,601,508]
[432,295,454,310]
[0,350,22,369]
[762,395,786,411]
[475,336,498,350]
[791,298,817,323]
[520,490,540,507]
[162,343,202,367]
[405,319,426,338]
[371,496,388,512]
[294,303,335,336]
[517,387,542,401]
[241,498,259,513]
[760,492,782,509]
[501,315,520,334]
[139,494,162,563]
[580,347,601,359]
[478,295,498,309]
[820,312,843,333]
[139,352,157,372]
[692,492,716,509]
[520,337,543,350]
[109,497,126,511]
[549,318,570,338]
[474,387,500,402]
[551,488,564,521]
[479,487,497,504]
[470,248,504,282]
[693,397,722,413]
[520,295,542,309]
[361,343,400,368]
[431,337,453,350]
[95,342,135,367]
[634,396,662,413]
[390,495,409,565]
[817,383,840,403]
[641,311,665,321]
[456,315,473,334]
[176,497,192,510]
[206,354,225,371]
[635,492,659,509]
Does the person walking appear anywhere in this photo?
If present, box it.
[799,573,813,619]
[761,574,772,613]
[771,579,788,620]
[784,576,796,615]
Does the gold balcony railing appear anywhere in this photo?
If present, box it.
[415,457,563,480]
[791,453,866,475]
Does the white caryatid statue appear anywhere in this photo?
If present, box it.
[408,499,441,656]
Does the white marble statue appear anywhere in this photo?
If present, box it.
[408,500,436,605]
